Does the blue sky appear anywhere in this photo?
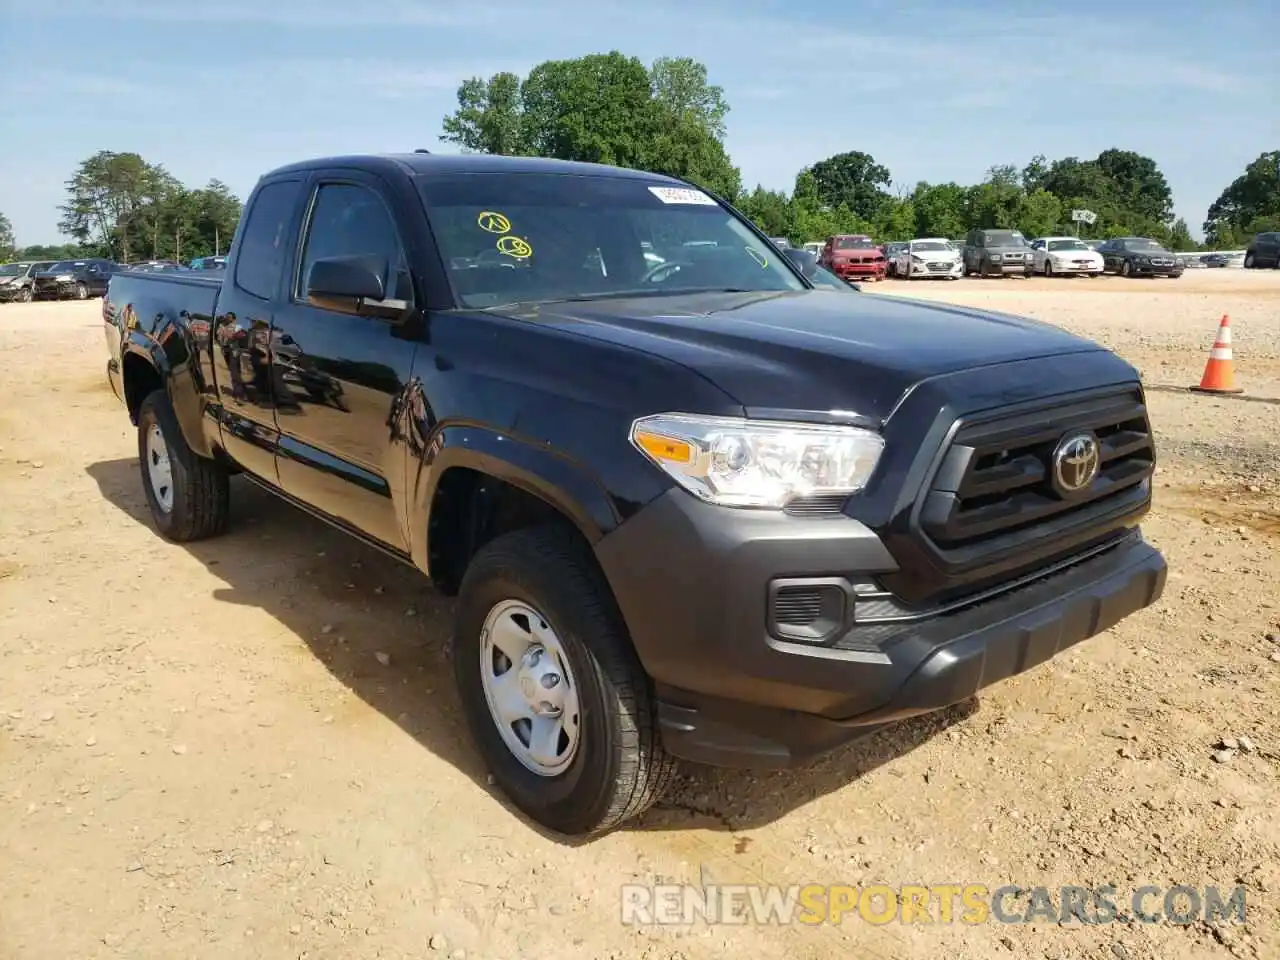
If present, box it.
[2,0,1276,245]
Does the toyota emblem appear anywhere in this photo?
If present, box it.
[1052,432,1100,495]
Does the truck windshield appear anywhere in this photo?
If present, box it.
[834,237,874,249]
[416,173,807,308]
[46,261,85,272]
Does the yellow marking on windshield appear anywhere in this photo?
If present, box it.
[477,211,512,234]
[497,235,533,259]
[745,248,768,268]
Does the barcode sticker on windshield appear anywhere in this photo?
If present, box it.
[648,186,717,205]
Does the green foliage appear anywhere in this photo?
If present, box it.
[0,211,14,260]
[1203,151,1280,247]
[14,243,92,260]
[441,52,741,200]
[55,150,242,262]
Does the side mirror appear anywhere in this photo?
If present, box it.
[306,255,407,321]
[783,247,818,277]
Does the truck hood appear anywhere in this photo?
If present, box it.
[499,289,1121,422]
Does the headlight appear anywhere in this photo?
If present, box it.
[910,254,924,262]
[629,413,885,509]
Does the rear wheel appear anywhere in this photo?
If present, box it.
[137,389,231,541]
[1243,252,1255,269]
[453,525,676,837]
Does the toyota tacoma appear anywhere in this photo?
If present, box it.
[101,152,1167,837]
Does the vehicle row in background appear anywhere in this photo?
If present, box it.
[1244,232,1280,269]
[0,253,230,302]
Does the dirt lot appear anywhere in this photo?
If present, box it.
[2,270,1278,960]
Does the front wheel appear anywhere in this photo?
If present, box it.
[1244,253,1255,269]
[74,282,88,300]
[454,525,676,837]
[1121,260,1132,277]
[137,389,231,541]
[16,286,33,303]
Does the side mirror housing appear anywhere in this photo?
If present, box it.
[305,255,408,321]
[783,247,818,277]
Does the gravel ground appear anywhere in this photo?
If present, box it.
[1,271,1277,960]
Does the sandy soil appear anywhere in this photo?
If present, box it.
[1,271,1278,960]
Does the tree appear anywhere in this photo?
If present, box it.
[440,52,740,199]
[804,151,892,223]
[1203,151,1280,247]
[58,151,179,259]
[440,72,526,156]
[0,211,14,260]
[910,183,968,239]
[1094,149,1173,225]
[649,56,728,143]
[1168,218,1196,251]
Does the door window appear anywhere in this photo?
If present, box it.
[296,182,413,307]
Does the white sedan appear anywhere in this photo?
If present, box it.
[1029,237,1104,277]
[896,238,962,280]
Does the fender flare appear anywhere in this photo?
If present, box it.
[409,424,621,577]
[120,319,213,458]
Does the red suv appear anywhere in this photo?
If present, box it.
[820,235,886,282]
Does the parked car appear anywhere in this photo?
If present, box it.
[1200,253,1231,268]
[1095,238,1183,278]
[880,242,907,277]
[1243,232,1280,269]
[1028,237,1104,277]
[101,151,1165,837]
[895,238,963,280]
[962,228,1033,277]
[0,260,56,302]
[127,259,188,273]
[768,237,792,250]
[801,241,824,258]
[33,258,124,299]
[189,255,228,271]
[820,234,886,282]
[781,247,857,291]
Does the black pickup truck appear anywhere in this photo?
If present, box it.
[102,152,1167,836]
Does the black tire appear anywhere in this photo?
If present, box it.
[1121,260,1132,277]
[75,282,88,300]
[453,524,676,837]
[16,287,32,303]
[1243,252,1254,269]
[137,388,230,542]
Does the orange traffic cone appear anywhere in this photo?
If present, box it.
[1190,315,1243,395]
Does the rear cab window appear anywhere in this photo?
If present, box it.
[234,179,305,300]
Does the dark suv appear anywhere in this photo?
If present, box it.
[0,260,56,302]
[1244,232,1280,269]
[1095,238,1183,279]
[33,258,123,300]
[962,228,1033,277]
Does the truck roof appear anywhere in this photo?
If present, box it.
[259,152,695,187]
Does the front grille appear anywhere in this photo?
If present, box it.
[866,386,1155,607]
[920,388,1153,551]
[926,261,952,270]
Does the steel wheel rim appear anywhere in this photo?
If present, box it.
[145,423,174,513]
[479,599,581,777]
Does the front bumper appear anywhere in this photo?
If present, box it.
[33,282,77,299]
[832,261,886,280]
[1048,260,1103,274]
[0,285,30,301]
[595,489,1166,769]
[986,259,1033,275]
[1128,262,1182,277]
[904,260,963,278]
